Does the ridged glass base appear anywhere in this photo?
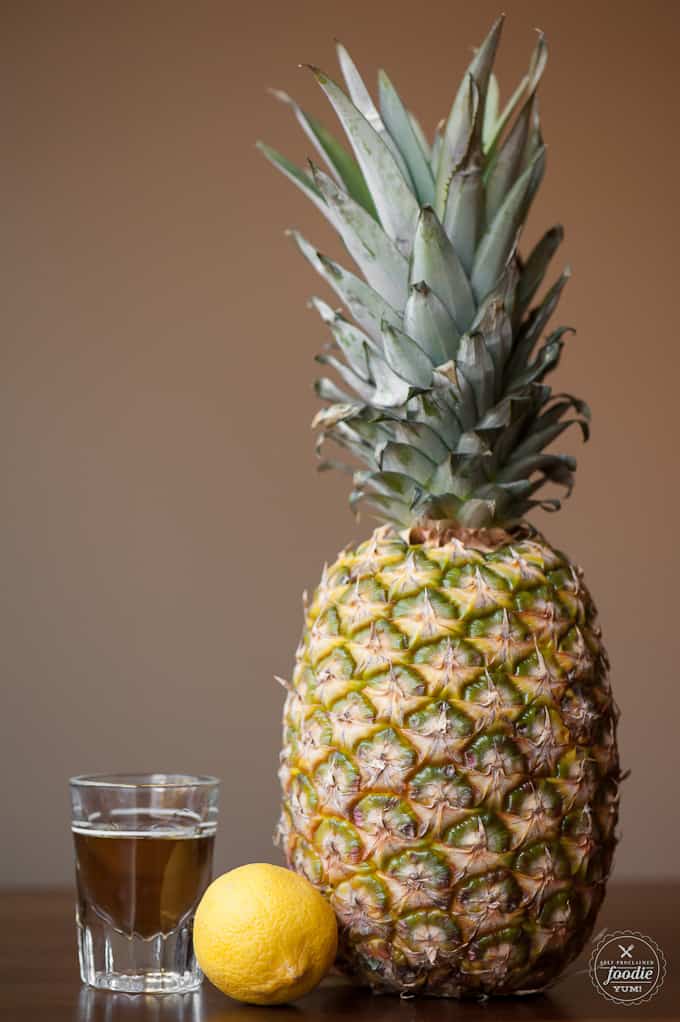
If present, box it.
[76,915,202,994]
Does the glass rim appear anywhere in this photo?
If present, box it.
[69,772,220,790]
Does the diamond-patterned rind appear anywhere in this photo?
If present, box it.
[278,527,619,996]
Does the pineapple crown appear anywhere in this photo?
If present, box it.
[259,16,589,529]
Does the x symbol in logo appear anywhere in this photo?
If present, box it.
[619,944,634,959]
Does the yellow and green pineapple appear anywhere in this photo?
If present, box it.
[261,16,620,998]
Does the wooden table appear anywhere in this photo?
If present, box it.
[1,884,677,1021]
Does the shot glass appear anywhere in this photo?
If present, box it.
[70,773,219,994]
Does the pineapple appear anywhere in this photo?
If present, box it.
[261,16,620,998]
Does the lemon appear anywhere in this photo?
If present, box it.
[193,862,338,1004]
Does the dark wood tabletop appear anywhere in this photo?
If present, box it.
[0,884,677,1022]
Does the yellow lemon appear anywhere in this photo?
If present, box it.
[193,862,338,1004]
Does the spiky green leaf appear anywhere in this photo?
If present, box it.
[471,146,546,301]
[482,73,500,150]
[335,42,412,183]
[434,15,503,212]
[380,442,436,486]
[381,321,434,387]
[288,230,401,343]
[311,298,373,378]
[409,111,432,162]
[515,226,564,323]
[308,67,420,255]
[485,95,535,223]
[256,142,329,218]
[404,281,461,365]
[378,70,435,206]
[268,91,377,216]
[411,206,476,332]
[434,74,479,217]
[316,351,374,401]
[456,333,496,417]
[391,420,450,464]
[506,269,571,380]
[311,164,409,308]
[366,348,412,407]
[443,148,484,275]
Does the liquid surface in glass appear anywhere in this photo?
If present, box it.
[73,812,214,940]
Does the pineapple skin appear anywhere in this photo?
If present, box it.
[278,525,619,997]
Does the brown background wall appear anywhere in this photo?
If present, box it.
[2,0,679,885]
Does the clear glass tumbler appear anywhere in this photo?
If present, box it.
[70,773,219,994]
